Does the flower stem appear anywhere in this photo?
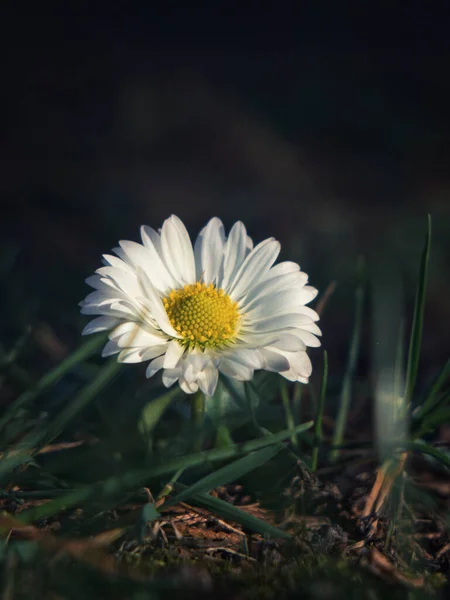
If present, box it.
[191,390,205,451]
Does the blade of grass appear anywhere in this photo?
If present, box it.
[165,444,283,507]
[292,383,303,426]
[311,351,328,472]
[393,319,406,403]
[18,421,313,523]
[138,388,179,435]
[24,358,122,451]
[412,405,450,438]
[414,359,450,421]
[331,257,365,462]
[0,333,108,432]
[280,380,297,446]
[406,440,450,470]
[404,215,432,405]
[0,453,34,485]
[173,483,292,540]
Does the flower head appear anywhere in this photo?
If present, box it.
[80,216,321,396]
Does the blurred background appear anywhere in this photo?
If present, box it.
[2,4,450,395]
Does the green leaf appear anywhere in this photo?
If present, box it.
[0,333,108,432]
[414,360,450,421]
[280,380,297,447]
[141,503,160,522]
[407,440,450,470]
[165,444,283,507]
[173,483,291,540]
[404,215,432,405]
[14,541,39,563]
[27,358,122,451]
[205,378,244,423]
[18,421,313,523]
[138,388,179,435]
[0,452,34,485]
[331,257,365,461]
[412,405,450,438]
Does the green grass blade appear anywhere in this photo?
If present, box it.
[312,351,328,472]
[331,257,365,462]
[0,333,108,432]
[173,483,292,540]
[18,421,313,523]
[293,382,303,424]
[165,444,283,507]
[25,358,122,451]
[0,452,34,485]
[414,360,450,421]
[393,319,406,403]
[138,388,179,435]
[407,440,450,470]
[404,215,432,405]
[412,405,450,438]
[280,380,297,446]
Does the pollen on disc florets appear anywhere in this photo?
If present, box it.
[163,282,240,349]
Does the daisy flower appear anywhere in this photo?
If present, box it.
[80,216,321,396]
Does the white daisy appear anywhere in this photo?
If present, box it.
[80,216,321,396]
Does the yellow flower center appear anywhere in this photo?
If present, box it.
[162,282,240,349]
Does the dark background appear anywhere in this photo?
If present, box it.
[2,4,450,387]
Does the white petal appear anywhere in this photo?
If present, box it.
[222,221,250,290]
[287,351,313,379]
[85,275,119,292]
[137,268,180,338]
[102,339,121,357]
[160,215,196,285]
[139,344,170,361]
[242,270,308,309]
[244,313,313,333]
[162,368,181,388]
[140,227,179,291]
[280,369,308,383]
[140,226,163,256]
[219,358,254,381]
[182,351,212,383]
[81,290,123,308]
[194,217,226,284]
[118,348,146,363]
[269,333,306,352]
[233,331,281,348]
[109,322,142,339]
[289,329,321,348]
[96,266,142,297]
[228,239,280,301]
[297,306,320,322]
[262,261,301,280]
[102,254,136,273]
[300,322,322,336]
[245,289,317,322]
[163,340,185,369]
[179,378,199,394]
[299,286,319,305]
[119,240,173,293]
[198,365,219,396]
[82,316,119,335]
[116,327,167,348]
[146,355,165,378]
[81,301,137,319]
[260,348,290,372]
[222,348,263,369]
